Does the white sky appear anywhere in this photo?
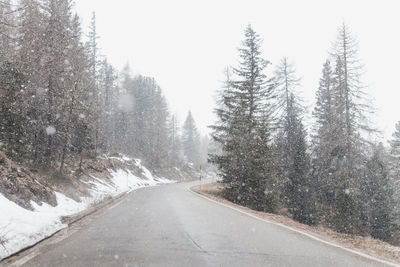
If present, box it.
[75,0,400,141]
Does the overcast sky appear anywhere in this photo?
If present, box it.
[75,0,400,141]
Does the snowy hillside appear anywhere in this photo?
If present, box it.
[0,156,174,260]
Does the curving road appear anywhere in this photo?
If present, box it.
[11,180,396,267]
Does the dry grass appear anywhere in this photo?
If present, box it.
[192,182,400,265]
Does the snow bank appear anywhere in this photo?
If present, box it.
[0,158,174,260]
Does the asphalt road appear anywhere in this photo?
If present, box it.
[16,180,395,267]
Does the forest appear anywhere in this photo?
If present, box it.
[0,0,208,174]
[210,24,400,244]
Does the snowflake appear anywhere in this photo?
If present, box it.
[46,126,56,136]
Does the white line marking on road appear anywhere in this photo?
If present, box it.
[189,188,400,267]
[108,199,124,211]
[9,251,39,267]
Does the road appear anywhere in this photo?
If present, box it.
[12,180,395,267]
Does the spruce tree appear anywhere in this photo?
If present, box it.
[182,111,200,166]
[210,25,278,212]
[312,60,336,208]
[273,59,317,224]
[389,121,400,229]
[0,63,28,161]
[167,115,182,166]
[361,144,395,242]
[389,121,400,177]
[319,23,374,234]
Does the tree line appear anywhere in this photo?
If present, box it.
[210,24,400,243]
[0,0,207,172]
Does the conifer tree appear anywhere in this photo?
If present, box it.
[314,23,375,234]
[0,63,27,161]
[168,115,182,166]
[312,60,336,207]
[210,25,278,212]
[389,121,400,177]
[389,121,400,227]
[274,59,317,224]
[329,24,365,234]
[361,144,395,242]
[182,111,200,165]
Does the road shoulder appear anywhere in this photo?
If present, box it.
[190,182,400,267]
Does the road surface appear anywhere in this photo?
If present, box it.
[10,180,395,266]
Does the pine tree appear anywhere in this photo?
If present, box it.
[312,60,336,208]
[167,114,182,166]
[182,111,200,165]
[98,59,118,151]
[310,24,376,234]
[361,144,395,242]
[389,121,400,228]
[284,95,317,224]
[329,25,362,234]
[59,13,93,172]
[317,23,374,234]
[389,121,400,177]
[273,59,317,224]
[149,87,169,169]
[86,11,101,157]
[210,25,278,212]
[0,63,28,161]
[17,0,47,163]
[41,0,75,167]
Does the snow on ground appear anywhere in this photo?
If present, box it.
[0,157,174,260]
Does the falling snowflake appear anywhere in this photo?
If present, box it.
[344,189,350,195]
[79,113,86,119]
[46,126,56,136]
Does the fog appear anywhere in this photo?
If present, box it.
[76,0,400,139]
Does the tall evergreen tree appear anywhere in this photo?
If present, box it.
[167,114,182,166]
[389,121,400,227]
[0,63,27,161]
[17,0,47,163]
[312,60,336,208]
[86,11,101,157]
[274,59,317,224]
[312,23,375,234]
[389,121,400,176]
[210,25,278,212]
[182,111,200,165]
[329,24,367,234]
